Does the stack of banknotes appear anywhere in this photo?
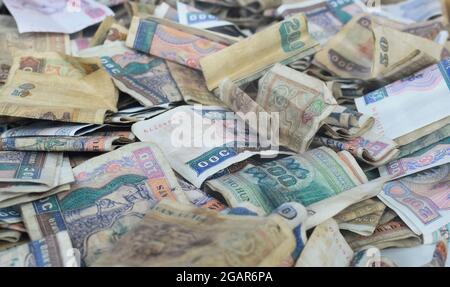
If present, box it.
[0,0,448,267]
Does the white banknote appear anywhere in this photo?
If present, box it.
[3,0,114,34]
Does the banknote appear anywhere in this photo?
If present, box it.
[343,219,422,250]
[379,138,450,178]
[132,105,276,188]
[295,219,354,267]
[256,64,337,153]
[126,17,227,70]
[423,223,450,245]
[93,200,295,267]
[0,31,70,86]
[325,105,374,131]
[0,151,66,193]
[79,41,184,107]
[355,58,450,144]
[0,206,22,224]
[275,0,367,44]
[0,231,78,267]
[397,124,450,158]
[314,130,399,166]
[423,239,448,267]
[105,23,129,44]
[21,142,189,266]
[380,0,443,22]
[338,209,385,236]
[350,246,398,267]
[3,0,114,34]
[176,174,227,211]
[315,13,446,79]
[0,157,73,208]
[176,2,244,37]
[1,122,101,138]
[165,61,224,106]
[200,13,319,90]
[0,228,21,243]
[207,147,366,215]
[334,198,386,222]
[379,163,450,235]
[0,51,118,124]
[0,136,133,152]
[371,25,443,84]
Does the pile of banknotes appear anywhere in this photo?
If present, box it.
[0,0,448,267]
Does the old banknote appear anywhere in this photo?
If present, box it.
[0,135,133,152]
[0,157,73,208]
[296,219,354,267]
[275,0,367,44]
[79,42,183,107]
[0,228,21,243]
[256,64,337,153]
[207,147,366,216]
[0,206,21,224]
[176,175,226,211]
[21,142,189,266]
[334,199,386,222]
[93,200,295,267]
[379,164,450,235]
[0,231,78,267]
[126,17,227,70]
[343,219,422,250]
[1,122,101,138]
[0,151,68,193]
[3,0,114,34]
[314,130,399,166]
[0,51,118,124]
[200,13,319,90]
[339,210,385,236]
[165,61,223,106]
[379,138,450,179]
[397,124,450,159]
[132,105,275,188]
[356,58,450,145]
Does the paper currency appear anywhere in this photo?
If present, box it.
[380,0,443,22]
[0,228,21,243]
[166,61,223,106]
[132,105,275,188]
[21,142,189,265]
[0,151,71,193]
[275,0,367,44]
[0,231,78,267]
[0,51,119,124]
[201,13,319,90]
[93,200,296,267]
[314,130,399,166]
[207,147,366,215]
[3,0,114,34]
[339,210,385,236]
[334,199,386,222]
[355,58,450,145]
[343,219,422,250]
[126,16,227,70]
[379,163,450,235]
[0,206,21,224]
[379,138,449,178]
[296,219,354,267]
[397,124,450,158]
[105,23,129,44]
[85,42,184,107]
[256,64,337,152]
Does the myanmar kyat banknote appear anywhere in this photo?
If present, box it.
[132,105,278,188]
[379,137,450,179]
[356,58,450,145]
[21,142,189,266]
[379,163,450,235]
[93,200,296,267]
[0,231,77,267]
[3,0,114,34]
